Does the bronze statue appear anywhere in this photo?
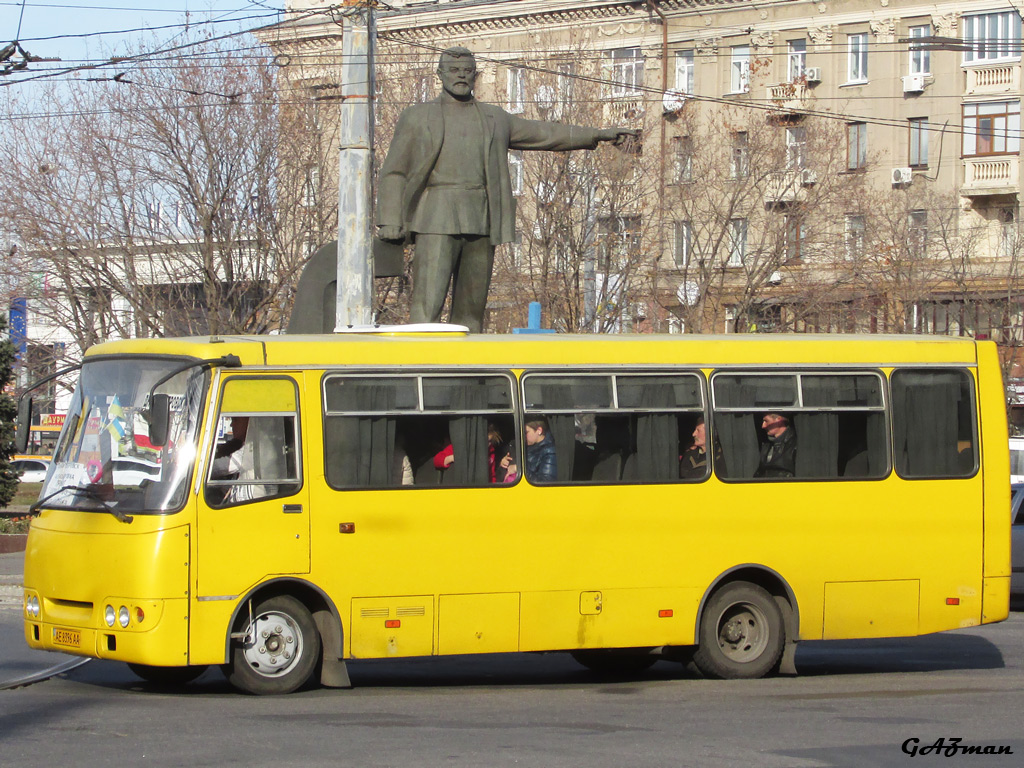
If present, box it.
[376,46,637,332]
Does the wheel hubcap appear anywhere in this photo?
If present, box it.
[716,602,768,662]
[241,611,303,677]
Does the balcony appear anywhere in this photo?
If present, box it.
[603,97,645,127]
[767,82,809,114]
[961,155,1020,196]
[964,63,1021,96]
[763,169,815,205]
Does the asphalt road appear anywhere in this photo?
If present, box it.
[1,589,1023,768]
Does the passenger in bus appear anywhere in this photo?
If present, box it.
[523,418,557,483]
[680,417,710,479]
[755,413,796,479]
[489,423,515,483]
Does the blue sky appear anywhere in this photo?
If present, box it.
[1,1,283,86]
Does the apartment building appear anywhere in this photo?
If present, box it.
[270,0,1024,394]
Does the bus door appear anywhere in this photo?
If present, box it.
[197,375,310,598]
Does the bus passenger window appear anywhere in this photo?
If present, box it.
[522,372,706,484]
[322,374,515,489]
[892,369,976,478]
[712,372,887,481]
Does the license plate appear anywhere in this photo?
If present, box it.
[52,627,81,648]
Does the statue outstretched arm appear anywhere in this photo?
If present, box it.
[508,114,638,151]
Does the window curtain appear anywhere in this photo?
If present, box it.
[793,412,839,478]
[447,383,490,486]
[634,383,680,481]
[714,413,759,479]
[894,373,961,477]
[542,383,582,482]
[325,385,396,487]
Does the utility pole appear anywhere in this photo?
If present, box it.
[335,3,376,329]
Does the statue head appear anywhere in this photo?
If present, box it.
[437,47,477,101]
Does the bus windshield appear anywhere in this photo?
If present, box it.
[40,357,207,515]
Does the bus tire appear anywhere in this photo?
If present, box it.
[570,648,657,676]
[226,595,321,695]
[693,582,784,680]
[128,663,208,686]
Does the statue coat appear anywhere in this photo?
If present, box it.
[376,94,608,246]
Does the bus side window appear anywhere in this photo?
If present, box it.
[323,374,515,489]
[712,372,887,481]
[522,372,704,485]
[892,369,976,479]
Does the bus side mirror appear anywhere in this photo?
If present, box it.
[15,396,34,454]
[148,394,170,447]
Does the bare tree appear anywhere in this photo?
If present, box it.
[0,34,337,360]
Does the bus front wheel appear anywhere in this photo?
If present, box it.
[226,595,321,695]
[693,582,784,680]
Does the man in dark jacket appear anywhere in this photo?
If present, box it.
[755,413,796,478]
[376,46,635,332]
[524,418,557,483]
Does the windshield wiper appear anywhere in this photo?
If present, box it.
[30,485,134,524]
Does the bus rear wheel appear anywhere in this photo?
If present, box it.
[128,663,208,686]
[693,582,784,680]
[226,595,320,695]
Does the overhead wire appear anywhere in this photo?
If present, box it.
[0,4,1017,147]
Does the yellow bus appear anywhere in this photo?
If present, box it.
[20,330,1010,694]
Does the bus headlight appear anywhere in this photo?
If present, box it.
[24,595,39,618]
[105,605,116,627]
[118,606,130,628]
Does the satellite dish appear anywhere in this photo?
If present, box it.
[677,281,700,307]
[536,85,556,111]
[662,89,688,114]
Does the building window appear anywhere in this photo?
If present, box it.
[598,215,642,267]
[415,75,432,103]
[303,167,319,208]
[847,33,868,83]
[509,150,523,196]
[731,45,750,93]
[507,68,525,114]
[908,24,931,74]
[1000,208,1018,259]
[675,50,695,94]
[606,48,643,98]
[557,62,574,110]
[672,136,693,183]
[963,101,1021,156]
[963,11,1022,64]
[909,210,927,257]
[847,122,867,170]
[845,214,866,259]
[730,131,749,178]
[908,118,928,167]
[728,218,747,266]
[673,220,692,267]
[785,216,805,261]
[724,306,737,333]
[785,126,807,169]
[788,39,806,81]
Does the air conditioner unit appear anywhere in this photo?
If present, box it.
[804,67,822,83]
[892,167,913,186]
[800,169,818,186]
[902,74,925,93]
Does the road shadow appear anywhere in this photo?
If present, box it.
[792,631,1004,676]
[41,627,1007,695]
